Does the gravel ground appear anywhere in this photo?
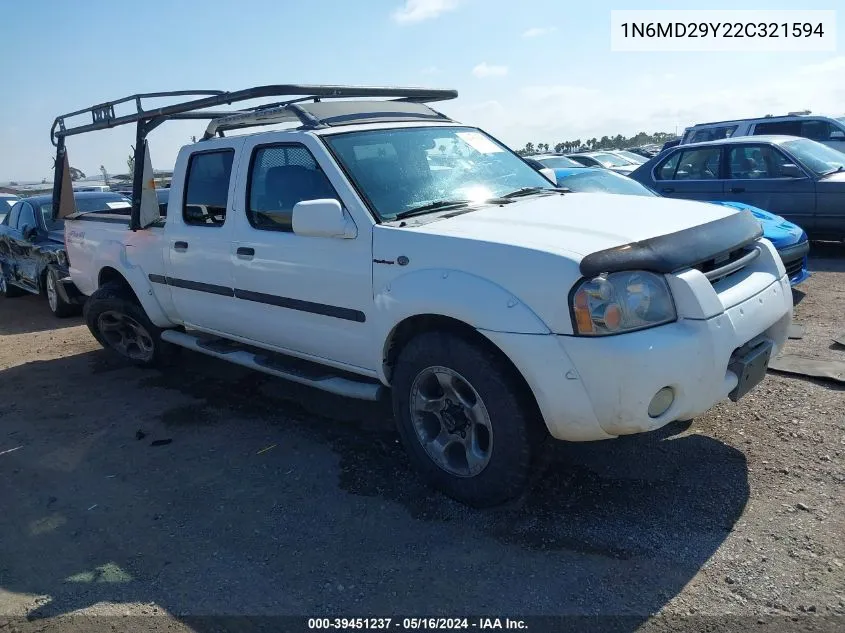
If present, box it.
[0,247,843,633]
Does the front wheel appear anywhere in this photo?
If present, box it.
[45,266,79,318]
[84,281,176,367]
[0,269,25,298]
[392,331,546,507]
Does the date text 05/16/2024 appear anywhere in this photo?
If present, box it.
[307,618,528,630]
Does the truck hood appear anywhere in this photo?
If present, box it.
[48,230,66,245]
[408,192,737,257]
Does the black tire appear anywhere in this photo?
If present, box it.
[45,266,79,318]
[0,269,25,298]
[84,281,176,368]
[392,330,547,507]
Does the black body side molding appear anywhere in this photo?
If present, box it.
[579,209,763,277]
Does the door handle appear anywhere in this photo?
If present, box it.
[661,187,675,193]
[236,246,255,259]
[730,187,745,193]
[173,241,188,251]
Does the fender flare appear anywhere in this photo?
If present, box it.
[93,243,174,328]
[373,268,550,381]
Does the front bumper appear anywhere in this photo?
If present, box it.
[482,273,792,442]
[56,271,86,305]
[776,239,811,287]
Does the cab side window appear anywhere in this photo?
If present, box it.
[17,203,36,232]
[183,150,234,227]
[247,144,340,232]
[753,120,801,136]
[728,145,797,179]
[671,148,722,180]
[6,202,21,228]
[689,125,737,143]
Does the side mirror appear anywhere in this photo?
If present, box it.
[780,164,804,178]
[22,225,37,240]
[292,199,357,239]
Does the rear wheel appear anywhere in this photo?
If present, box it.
[45,266,78,318]
[84,281,176,367]
[392,330,546,507]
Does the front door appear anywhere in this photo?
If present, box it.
[652,146,725,202]
[229,137,374,371]
[722,144,816,231]
[164,144,242,334]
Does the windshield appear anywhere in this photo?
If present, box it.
[614,150,648,164]
[535,156,584,169]
[559,169,657,196]
[782,138,845,175]
[38,195,130,232]
[590,152,635,168]
[323,126,554,220]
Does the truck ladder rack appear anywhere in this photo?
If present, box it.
[49,84,458,230]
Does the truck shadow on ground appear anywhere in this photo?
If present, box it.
[0,350,750,631]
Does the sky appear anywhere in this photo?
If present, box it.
[1,0,843,182]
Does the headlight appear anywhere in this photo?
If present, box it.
[571,271,676,336]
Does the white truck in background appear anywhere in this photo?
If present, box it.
[52,85,792,506]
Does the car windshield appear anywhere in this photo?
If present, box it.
[323,126,555,220]
[535,156,583,169]
[782,138,845,175]
[615,150,648,164]
[589,152,635,168]
[559,169,657,196]
[38,195,130,231]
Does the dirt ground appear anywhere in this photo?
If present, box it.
[0,247,843,633]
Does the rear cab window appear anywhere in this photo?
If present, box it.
[183,150,235,227]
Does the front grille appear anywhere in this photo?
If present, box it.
[691,245,759,284]
[783,257,804,278]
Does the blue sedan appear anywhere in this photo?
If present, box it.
[549,166,811,286]
[628,135,845,240]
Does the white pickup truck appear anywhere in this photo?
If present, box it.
[54,86,792,506]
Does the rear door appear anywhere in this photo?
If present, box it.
[163,141,243,333]
[722,143,816,231]
[651,145,725,201]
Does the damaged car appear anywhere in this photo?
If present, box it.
[0,191,130,316]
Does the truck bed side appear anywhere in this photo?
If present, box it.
[64,214,176,327]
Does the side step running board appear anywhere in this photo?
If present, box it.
[160,330,385,401]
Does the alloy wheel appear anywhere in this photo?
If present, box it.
[409,366,493,477]
[97,310,155,362]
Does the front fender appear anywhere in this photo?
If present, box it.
[373,268,550,380]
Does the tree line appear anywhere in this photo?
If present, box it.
[515,131,679,155]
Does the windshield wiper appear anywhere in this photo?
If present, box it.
[820,165,845,177]
[500,186,568,199]
[392,200,470,220]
